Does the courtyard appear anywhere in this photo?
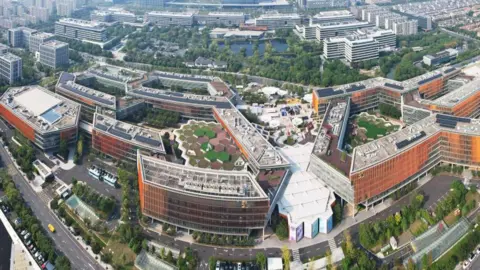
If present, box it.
[346,112,400,150]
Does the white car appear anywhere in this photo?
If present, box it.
[463,261,470,269]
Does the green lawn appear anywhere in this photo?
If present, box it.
[357,119,389,138]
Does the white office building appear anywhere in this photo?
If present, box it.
[194,12,245,27]
[316,20,371,41]
[255,13,301,30]
[29,32,55,53]
[392,20,418,36]
[309,10,355,25]
[39,40,69,69]
[344,36,379,63]
[0,53,22,84]
[145,11,194,27]
[299,0,348,10]
[55,18,107,42]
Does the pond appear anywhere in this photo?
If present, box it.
[218,39,289,57]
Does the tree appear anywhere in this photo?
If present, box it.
[276,219,289,240]
[55,256,71,270]
[209,256,217,270]
[344,230,354,257]
[58,139,68,160]
[325,249,333,270]
[407,258,416,270]
[281,245,290,270]
[256,252,266,270]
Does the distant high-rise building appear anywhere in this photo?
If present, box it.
[39,40,69,69]
[0,53,22,84]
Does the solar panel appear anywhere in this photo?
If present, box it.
[58,72,75,84]
[130,89,232,109]
[134,135,162,147]
[345,85,366,93]
[384,83,404,90]
[108,128,132,140]
[95,123,109,131]
[316,88,342,97]
[417,74,442,85]
[61,83,115,106]
[436,114,471,124]
[395,131,427,150]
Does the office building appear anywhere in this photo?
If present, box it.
[423,49,458,67]
[39,40,69,69]
[299,0,348,10]
[137,151,270,236]
[194,12,245,27]
[392,20,418,36]
[0,86,80,151]
[357,28,396,49]
[255,13,301,30]
[309,10,355,25]
[91,10,136,23]
[93,114,165,163]
[29,32,55,53]
[55,18,107,42]
[344,36,379,63]
[222,0,258,4]
[144,11,194,27]
[7,27,37,48]
[56,72,117,122]
[324,35,379,63]
[0,53,22,84]
[136,0,163,8]
[315,21,371,41]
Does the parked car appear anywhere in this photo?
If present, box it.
[469,253,476,262]
[463,261,470,269]
[20,230,27,236]
[23,233,31,240]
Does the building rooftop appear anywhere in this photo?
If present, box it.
[129,86,231,108]
[56,72,116,110]
[351,114,480,172]
[146,11,195,17]
[0,53,21,62]
[138,152,267,199]
[0,86,80,133]
[93,113,165,153]
[41,40,68,49]
[31,32,55,39]
[312,10,354,20]
[423,77,480,108]
[88,64,144,83]
[57,18,106,31]
[214,107,290,168]
[153,71,213,83]
[316,20,370,29]
[256,13,301,20]
[314,66,458,98]
[207,12,244,16]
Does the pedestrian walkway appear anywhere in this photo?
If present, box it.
[328,238,337,251]
[292,249,301,262]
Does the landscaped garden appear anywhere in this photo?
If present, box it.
[346,112,400,151]
[175,121,245,171]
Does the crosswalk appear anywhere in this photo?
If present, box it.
[38,191,53,205]
[328,238,337,251]
[292,248,301,262]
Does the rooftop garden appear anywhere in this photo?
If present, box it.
[175,121,245,171]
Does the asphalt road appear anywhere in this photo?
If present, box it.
[0,121,102,270]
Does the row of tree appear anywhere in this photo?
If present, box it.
[0,169,71,269]
[192,231,255,247]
